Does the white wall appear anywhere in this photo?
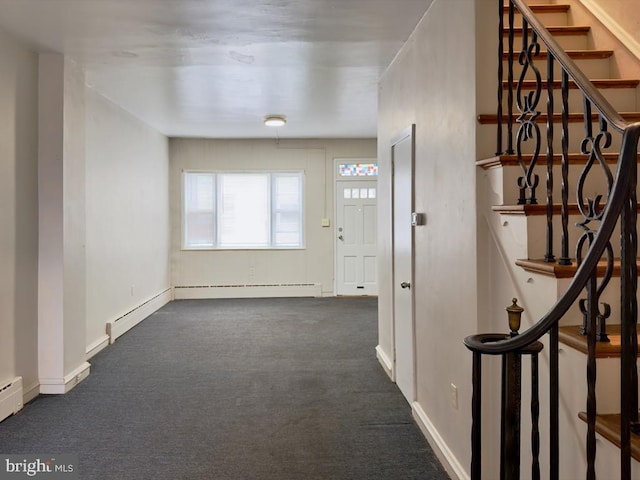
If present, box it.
[169,138,376,296]
[590,0,640,38]
[86,88,170,351]
[377,0,490,477]
[0,28,38,392]
[576,0,640,51]
[567,0,640,78]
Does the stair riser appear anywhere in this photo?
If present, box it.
[559,278,638,333]
[502,56,612,82]
[525,213,625,260]
[496,162,624,206]
[508,31,590,50]
[501,85,638,113]
[558,343,639,416]
[504,11,569,27]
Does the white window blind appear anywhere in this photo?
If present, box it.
[183,173,215,249]
[183,171,303,249]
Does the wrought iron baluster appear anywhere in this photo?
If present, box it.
[531,352,540,480]
[585,272,598,480]
[471,352,482,480]
[549,323,559,480]
[620,143,639,480]
[577,237,614,341]
[576,109,615,341]
[559,69,572,265]
[515,22,541,204]
[502,352,522,480]
[507,2,515,155]
[500,353,508,478]
[545,55,555,262]
[497,0,504,156]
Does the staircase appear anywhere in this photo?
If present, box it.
[467,0,640,478]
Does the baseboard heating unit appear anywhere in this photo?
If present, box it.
[174,283,322,299]
[107,288,172,344]
[0,377,23,422]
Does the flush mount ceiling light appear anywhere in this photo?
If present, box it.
[264,115,287,127]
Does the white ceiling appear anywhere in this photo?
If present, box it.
[0,0,432,139]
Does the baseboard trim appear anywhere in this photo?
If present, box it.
[412,401,469,480]
[174,283,322,299]
[107,287,172,344]
[375,345,394,380]
[86,334,110,360]
[40,362,91,395]
[577,0,640,61]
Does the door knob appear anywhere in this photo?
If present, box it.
[338,235,344,240]
[400,281,411,289]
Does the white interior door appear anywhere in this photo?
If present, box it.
[392,127,415,403]
[336,180,377,295]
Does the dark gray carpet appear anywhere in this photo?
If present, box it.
[0,297,450,479]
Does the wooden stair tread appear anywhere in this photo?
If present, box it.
[502,49,614,60]
[476,153,638,169]
[577,412,640,461]
[515,258,640,279]
[559,324,640,358]
[506,26,591,36]
[478,112,640,124]
[503,79,640,89]
[503,4,571,14]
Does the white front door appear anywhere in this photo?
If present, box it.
[336,180,378,295]
[392,127,415,403]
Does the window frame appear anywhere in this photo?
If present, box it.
[182,170,305,251]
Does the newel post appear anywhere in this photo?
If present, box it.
[501,299,524,480]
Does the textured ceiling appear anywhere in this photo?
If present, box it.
[0,0,432,138]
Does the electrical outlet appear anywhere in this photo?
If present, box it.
[130,285,135,296]
[450,383,458,410]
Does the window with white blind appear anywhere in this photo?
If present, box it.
[183,171,304,249]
